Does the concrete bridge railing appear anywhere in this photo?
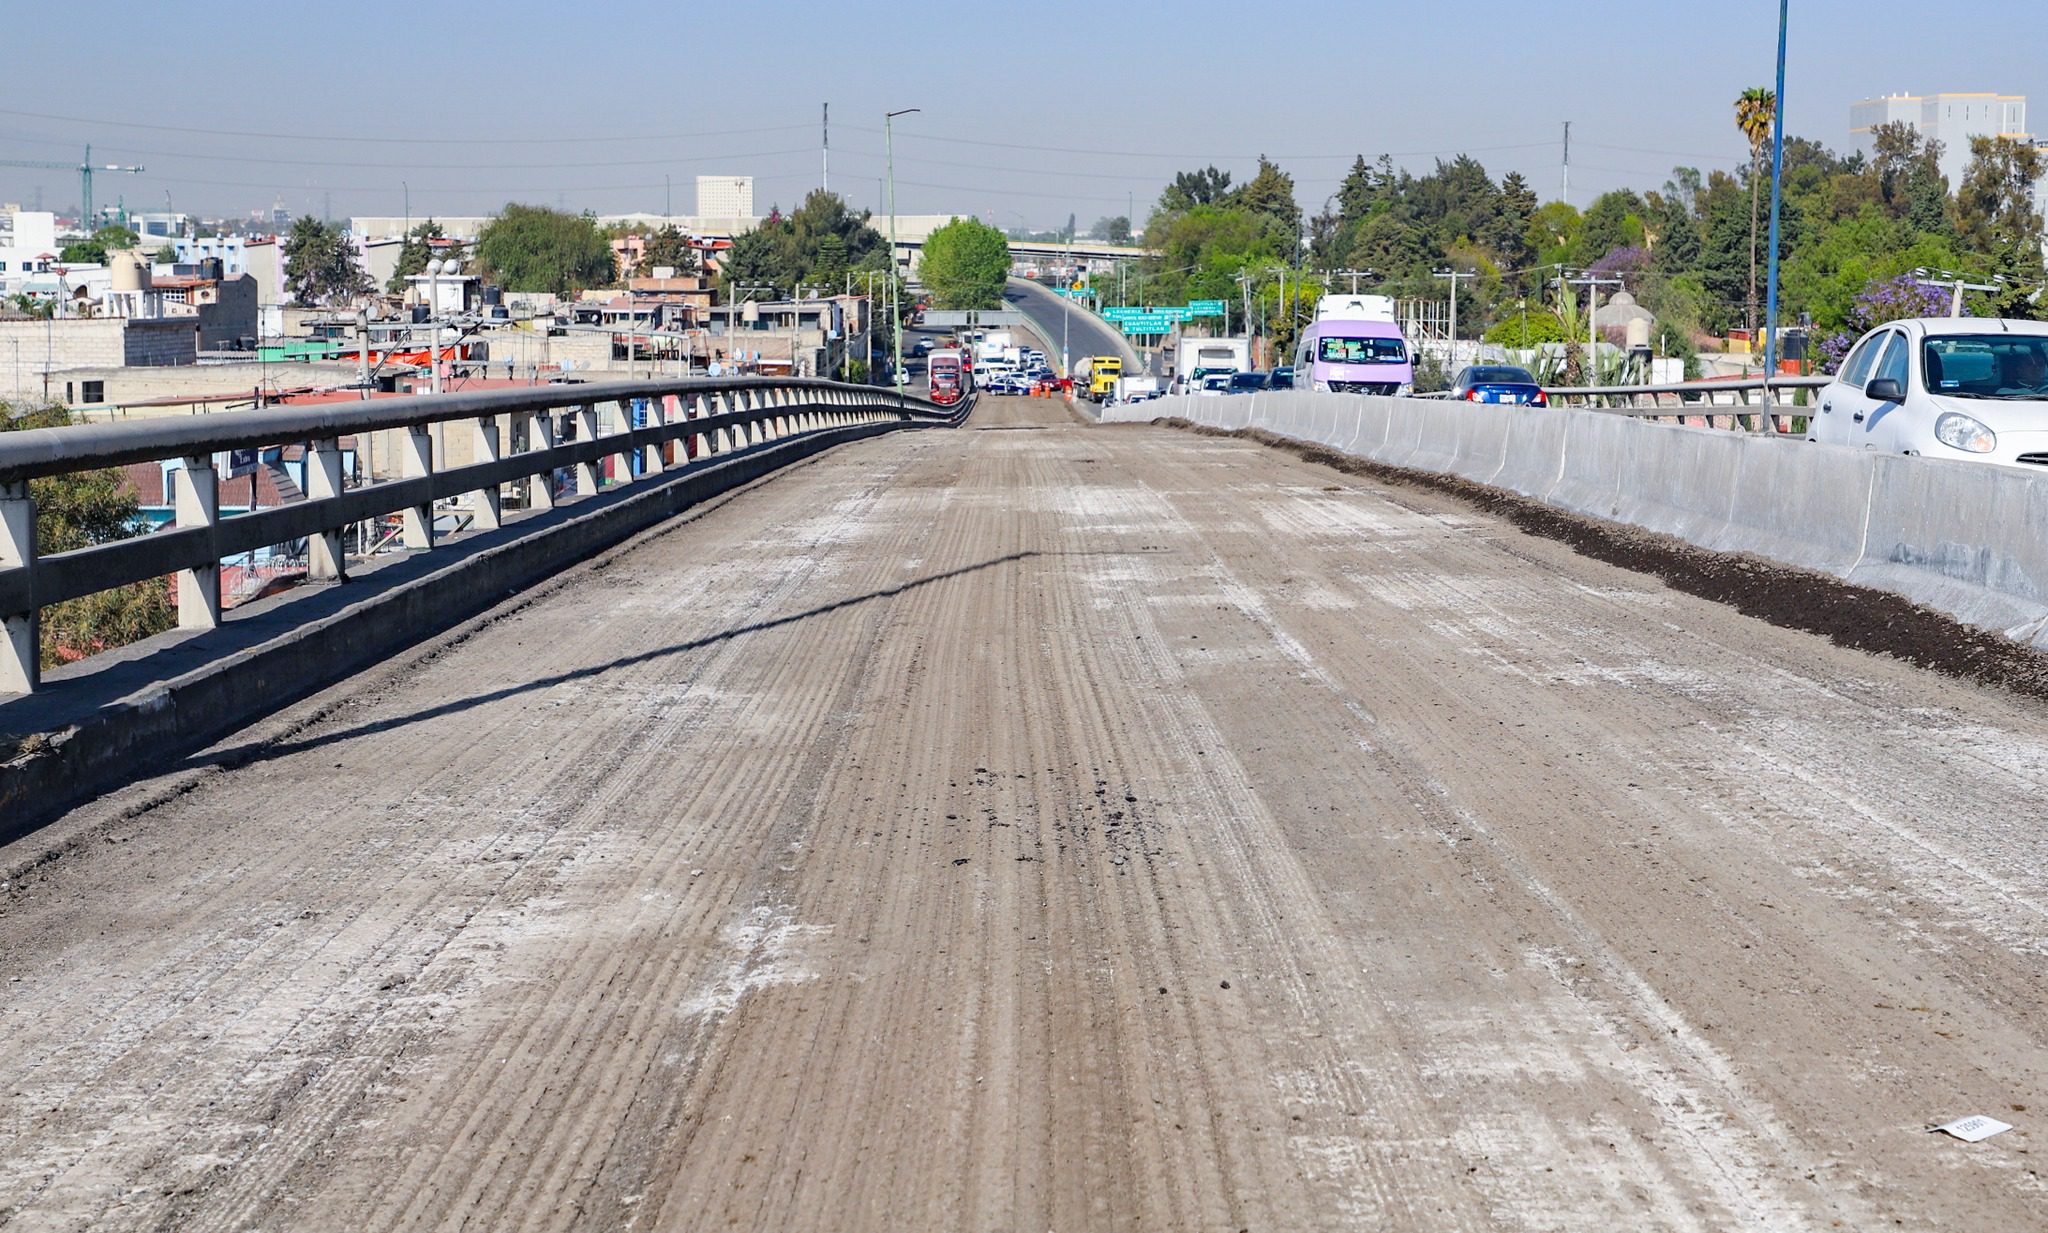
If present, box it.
[1112,390,2048,651]
[0,377,954,695]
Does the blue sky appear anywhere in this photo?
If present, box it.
[2,0,2040,227]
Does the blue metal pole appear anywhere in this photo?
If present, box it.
[1763,0,1790,401]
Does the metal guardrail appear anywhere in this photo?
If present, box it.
[0,376,956,695]
[1543,376,1830,433]
[1418,376,1832,432]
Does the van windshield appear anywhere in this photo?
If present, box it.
[1319,337,1407,364]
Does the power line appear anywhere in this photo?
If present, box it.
[0,141,822,172]
[0,106,817,146]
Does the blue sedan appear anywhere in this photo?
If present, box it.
[1449,365,1548,406]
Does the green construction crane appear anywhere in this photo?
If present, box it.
[0,145,144,232]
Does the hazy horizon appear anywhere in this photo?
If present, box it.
[3,0,2040,230]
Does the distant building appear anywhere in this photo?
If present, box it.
[131,212,190,244]
[174,234,248,275]
[696,175,754,220]
[0,210,60,289]
[1850,92,2031,189]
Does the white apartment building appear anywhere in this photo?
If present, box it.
[696,175,754,219]
[1850,92,2030,188]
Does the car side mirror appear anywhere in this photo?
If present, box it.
[1864,377,1905,403]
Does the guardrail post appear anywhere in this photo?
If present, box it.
[471,416,503,531]
[306,437,347,581]
[644,395,669,474]
[401,424,434,550]
[527,408,557,511]
[608,400,635,486]
[174,456,222,628]
[0,480,37,694]
[692,394,712,460]
[575,404,602,495]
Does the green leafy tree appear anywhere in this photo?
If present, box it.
[720,190,886,298]
[282,215,371,305]
[1494,171,1538,275]
[918,217,1011,309]
[0,402,173,669]
[386,219,446,293]
[1234,156,1301,240]
[1524,201,1581,273]
[472,204,616,296]
[1094,216,1133,246]
[634,225,699,277]
[1577,191,1648,265]
[1483,302,1568,347]
[58,225,142,266]
[1158,166,1234,214]
[1955,137,2047,319]
[151,244,178,265]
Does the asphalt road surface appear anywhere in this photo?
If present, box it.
[1005,276,1142,375]
[6,396,2048,1231]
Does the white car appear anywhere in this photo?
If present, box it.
[1812,317,2048,470]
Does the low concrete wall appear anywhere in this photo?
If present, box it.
[0,420,917,838]
[1112,392,2048,651]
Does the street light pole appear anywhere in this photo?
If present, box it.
[1762,0,1791,404]
[886,107,920,399]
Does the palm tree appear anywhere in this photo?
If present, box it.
[1734,87,1776,336]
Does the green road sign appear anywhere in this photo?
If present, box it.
[1102,306,1144,320]
[1186,299,1226,317]
[1119,314,1175,334]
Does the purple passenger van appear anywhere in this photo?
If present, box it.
[1294,294,1414,395]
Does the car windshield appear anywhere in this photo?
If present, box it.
[1923,335,2048,399]
[1319,337,1407,364]
[1467,366,1536,385]
[1229,373,1266,389]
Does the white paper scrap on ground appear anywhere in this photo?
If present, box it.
[1933,1115,2014,1142]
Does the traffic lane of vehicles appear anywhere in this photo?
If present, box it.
[1812,317,2048,471]
[1003,278,1135,374]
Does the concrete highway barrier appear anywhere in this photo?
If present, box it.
[1111,391,2048,650]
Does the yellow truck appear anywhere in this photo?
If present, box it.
[1086,356,1123,402]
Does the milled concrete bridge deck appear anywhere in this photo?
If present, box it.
[4,396,2048,1231]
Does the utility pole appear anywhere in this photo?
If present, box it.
[1912,268,1998,319]
[886,107,920,397]
[822,103,829,195]
[1568,271,1623,390]
[356,308,371,400]
[1561,121,1572,207]
[1433,269,1477,370]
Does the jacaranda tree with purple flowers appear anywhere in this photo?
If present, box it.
[1814,275,1953,373]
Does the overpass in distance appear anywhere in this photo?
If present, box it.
[4,373,2048,1230]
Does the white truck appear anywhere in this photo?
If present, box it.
[976,331,1018,366]
[1113,375,1161,405]
[1171,337,1251,393]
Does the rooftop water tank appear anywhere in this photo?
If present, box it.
[109,250,149,293]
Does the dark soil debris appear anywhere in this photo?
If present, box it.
[1154,418,2048,704]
